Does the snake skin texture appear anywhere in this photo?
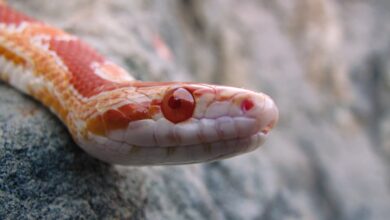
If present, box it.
[0,2,279,165]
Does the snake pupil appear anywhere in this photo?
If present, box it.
[168,96,182,109]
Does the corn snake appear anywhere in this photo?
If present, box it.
[0,2,278,165]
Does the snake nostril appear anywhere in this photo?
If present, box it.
[241,98,254,112]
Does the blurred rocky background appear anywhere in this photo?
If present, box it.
[1,0,389,219]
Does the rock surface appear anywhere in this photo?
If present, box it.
[1,0,390,219]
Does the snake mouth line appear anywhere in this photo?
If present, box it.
[158,116,275,149]
[178,130,267,149]
[146,131,268,165]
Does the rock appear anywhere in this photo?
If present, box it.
[1,0,390,219]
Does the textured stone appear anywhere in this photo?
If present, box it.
[1,0,390,219]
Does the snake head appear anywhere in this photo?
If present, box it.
[160,84,278,138]
[81,83,278,165]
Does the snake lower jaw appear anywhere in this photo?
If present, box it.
[77,130,268,166]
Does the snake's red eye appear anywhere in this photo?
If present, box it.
[162,88,195,123]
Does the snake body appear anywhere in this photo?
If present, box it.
[0,2,278,165]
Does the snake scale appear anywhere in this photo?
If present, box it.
[0,1,278,165]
